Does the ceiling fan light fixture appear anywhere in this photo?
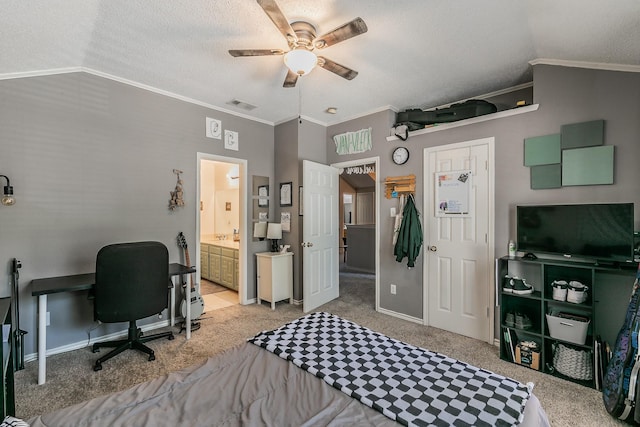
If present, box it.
[284,49,317,76]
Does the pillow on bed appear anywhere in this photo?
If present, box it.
[1,416,29,427]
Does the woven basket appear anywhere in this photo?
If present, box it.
[553,342,593,381]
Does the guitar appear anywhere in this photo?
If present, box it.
[176,232,205,320]
[602,263,640,422]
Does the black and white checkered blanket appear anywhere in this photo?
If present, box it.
[249,312,531,427]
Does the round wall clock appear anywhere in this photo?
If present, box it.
[392,146,410,165]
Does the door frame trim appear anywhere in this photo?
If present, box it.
[196,153,248,305]
[422,138,495,344]
[331,156,380,311]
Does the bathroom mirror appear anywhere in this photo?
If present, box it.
[252,175,269,241]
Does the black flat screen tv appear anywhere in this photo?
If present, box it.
[516,203,635,263]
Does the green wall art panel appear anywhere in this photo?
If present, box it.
[524,134,561,166]
[530,164,562,189]
[524,119,612,189]
[562,145,614,186]
[561,119,604,149]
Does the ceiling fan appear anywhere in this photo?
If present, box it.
[229,0,368,88]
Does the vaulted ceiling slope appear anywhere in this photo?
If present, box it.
[2,1,639,125]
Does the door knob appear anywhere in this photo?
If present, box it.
[428,245,437,252]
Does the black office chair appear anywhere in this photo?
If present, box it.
[92,241,174,371]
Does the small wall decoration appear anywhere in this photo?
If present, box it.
[298,186,303,216]
[333,127,372,155]
[168,169,185,210]
[205,117,222,139]
[344,163,375,175]
[258,185,269,207]
[224,129,239,151]
[435,170,472,217]
[281,212,291,232]
[280,182,292,207]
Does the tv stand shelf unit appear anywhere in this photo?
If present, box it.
[497,255,637,388]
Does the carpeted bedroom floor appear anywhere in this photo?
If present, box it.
[15,271,624,426]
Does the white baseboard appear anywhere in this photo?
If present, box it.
[377,307,423,325]
[24,319,172,364]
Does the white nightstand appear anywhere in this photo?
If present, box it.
[256,251,293,310]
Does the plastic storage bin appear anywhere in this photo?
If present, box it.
[546,312,590,345]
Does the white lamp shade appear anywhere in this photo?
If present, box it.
[253,222,267,238]
[266,223,282,239]
[284,49,317,76]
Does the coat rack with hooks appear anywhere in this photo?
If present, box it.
[384,174,416,199]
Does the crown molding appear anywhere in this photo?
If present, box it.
[0,67,276,126]
[530,58,640,73]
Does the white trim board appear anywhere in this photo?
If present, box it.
[530,58,640,74]
[386,104,539,142]
[24,319,171,364]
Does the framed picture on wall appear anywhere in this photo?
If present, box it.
[279,182,292,207]
[298,186,303,216]
[258,185,269,207]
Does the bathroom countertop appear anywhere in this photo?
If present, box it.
[201,237,240,249]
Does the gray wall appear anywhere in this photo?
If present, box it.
[273,118,326,301]
[1,72,275,355]
[327,65,640,321]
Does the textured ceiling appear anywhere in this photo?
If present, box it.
[2,0,639,125]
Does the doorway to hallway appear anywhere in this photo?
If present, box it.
[331,157,380,311]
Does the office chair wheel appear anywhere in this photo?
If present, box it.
[148,353,155,361]
[168,334,175,341]
[94,362,102,371]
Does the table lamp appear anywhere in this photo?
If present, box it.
[266,223,282,252]
[253,222,267,241]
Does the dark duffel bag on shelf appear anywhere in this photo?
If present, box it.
[395,99,497,126]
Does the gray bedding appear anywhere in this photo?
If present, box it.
[28,341,549,426]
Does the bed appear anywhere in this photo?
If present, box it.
[26,313,549,426]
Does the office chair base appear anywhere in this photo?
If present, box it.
[92,322,173,371]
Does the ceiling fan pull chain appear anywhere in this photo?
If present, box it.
[298,84,302,124]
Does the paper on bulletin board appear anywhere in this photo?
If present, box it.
[435,170,472,217]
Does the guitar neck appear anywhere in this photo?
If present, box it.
[183,248,196,289]
[184,248,191,268]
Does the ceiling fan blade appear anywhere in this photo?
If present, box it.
[314,17,368,49]
[257,0,297,43]
[283,69,298,88]
[229,49,284,57]
[317,56,358,80]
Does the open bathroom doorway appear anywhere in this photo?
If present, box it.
[196,153,248,313]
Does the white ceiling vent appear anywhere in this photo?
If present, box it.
[226,99,257,111]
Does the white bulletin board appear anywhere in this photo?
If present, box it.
[435,170,472,217]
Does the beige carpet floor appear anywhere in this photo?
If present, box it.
[15,273,624,426]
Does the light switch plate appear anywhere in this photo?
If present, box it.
[390,207,396,217]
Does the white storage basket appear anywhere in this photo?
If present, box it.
[567,281,589,304]
[546,313,590,345]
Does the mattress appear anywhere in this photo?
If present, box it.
[27,314,550,427]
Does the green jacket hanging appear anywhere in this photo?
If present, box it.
[394,196,423,267]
